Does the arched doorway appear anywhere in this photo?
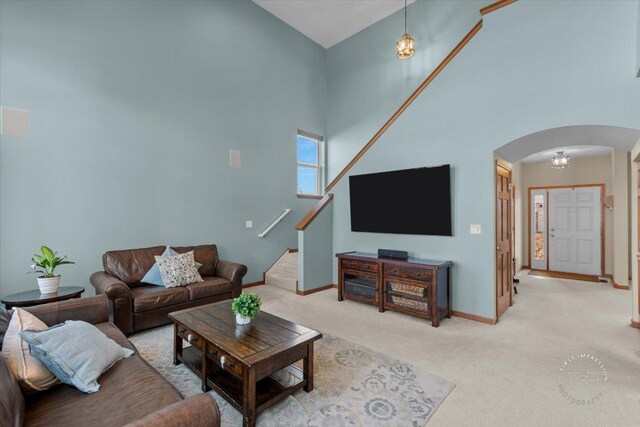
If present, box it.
[493,125,640,321]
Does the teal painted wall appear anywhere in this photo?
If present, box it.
[0,0,327,297]
[636,0,640,77]
[298,202,333,291]
[326,0,640,318]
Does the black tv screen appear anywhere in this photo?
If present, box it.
[349,165,452,236]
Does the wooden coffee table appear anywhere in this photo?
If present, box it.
[169,301,322,427]
[1,286,85,310]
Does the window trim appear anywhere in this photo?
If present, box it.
[296,130,324,198]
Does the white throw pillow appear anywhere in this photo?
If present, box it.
[1,308,59,392]
[155,250,204,288]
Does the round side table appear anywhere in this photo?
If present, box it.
[1,286,85,310]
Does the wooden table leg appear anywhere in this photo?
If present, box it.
[201,343,208,392]
[303,342,314,392]
[173,323,182,366]
[431,283,440,328]
[242,368,256,427]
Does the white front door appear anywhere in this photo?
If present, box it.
[548,187,601,275]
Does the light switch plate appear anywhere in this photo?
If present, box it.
[245,220,253,229]
[470,224,482,235]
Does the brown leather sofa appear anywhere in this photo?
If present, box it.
[0,295,220,427]
[90,245,247,335]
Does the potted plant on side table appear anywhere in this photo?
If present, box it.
[231,293,261,325]
[29,246,75,294]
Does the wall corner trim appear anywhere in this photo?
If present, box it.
[452,310,498,325]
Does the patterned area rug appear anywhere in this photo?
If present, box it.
[129,325,454,426]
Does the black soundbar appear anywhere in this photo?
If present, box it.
[377,249,409,260]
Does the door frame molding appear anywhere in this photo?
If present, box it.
[495,159,513,321]
[527,183,606,276]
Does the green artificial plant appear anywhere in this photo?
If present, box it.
[231,293,262,319]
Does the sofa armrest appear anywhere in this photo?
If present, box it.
[24,295,109,327]
[214,260,247,298]
[90,271,134,335]
[123,394,220,427]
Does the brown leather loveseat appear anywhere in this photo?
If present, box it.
[0,295,220,427]
[91,245,247,335]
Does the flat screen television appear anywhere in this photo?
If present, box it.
[349,165,452,236]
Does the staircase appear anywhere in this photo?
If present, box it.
[265,250,298,293]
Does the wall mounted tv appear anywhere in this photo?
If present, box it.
[349,165,452,236]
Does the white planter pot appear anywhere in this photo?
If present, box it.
[37,276,61,294]
[235,314,250,325]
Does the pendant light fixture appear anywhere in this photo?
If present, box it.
[396,0,415,59]
[551,151,570,169]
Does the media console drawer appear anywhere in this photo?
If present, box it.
[341,259,379,273]
[337,252,452,327]
[384,265,433,282]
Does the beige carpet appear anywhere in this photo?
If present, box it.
[130,327,454,426]
[248,273,640,427]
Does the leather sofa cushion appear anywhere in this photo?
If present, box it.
[23,325,182,427]
[131,286,189,313]
[0,356,24,427]
[103,246,165,285]
[173,245,219,277]
[185,277,232,301]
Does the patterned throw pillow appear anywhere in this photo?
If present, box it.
[155,250,204,288]
[141,246,202,286]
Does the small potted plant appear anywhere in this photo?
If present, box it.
[29,246,74,294]
[231,293,261,325]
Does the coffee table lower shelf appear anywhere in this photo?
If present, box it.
[179,346,306,414]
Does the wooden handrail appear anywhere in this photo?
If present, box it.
[325,0,516,192]
[295,193,333,231]
[480,0,516,16]
[297,0,516,231]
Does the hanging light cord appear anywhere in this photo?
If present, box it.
[404,0,408,34]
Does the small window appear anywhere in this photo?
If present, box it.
[297,131,323,197]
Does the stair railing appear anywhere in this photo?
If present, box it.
[259,208,292,238]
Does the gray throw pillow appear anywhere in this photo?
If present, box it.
[20,320,134,393]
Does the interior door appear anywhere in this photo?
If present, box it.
[496,163,512,318]
[548,187,601,275]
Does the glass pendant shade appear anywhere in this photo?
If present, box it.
[551,151,570,169]
[396,34,416,59]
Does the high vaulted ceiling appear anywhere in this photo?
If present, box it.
[253,0,416,48]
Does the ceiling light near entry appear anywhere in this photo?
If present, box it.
[396,0,415,59]
[551,151,570,169]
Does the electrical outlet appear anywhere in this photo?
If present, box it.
[470,224,482,235]
[245,220,253,229]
